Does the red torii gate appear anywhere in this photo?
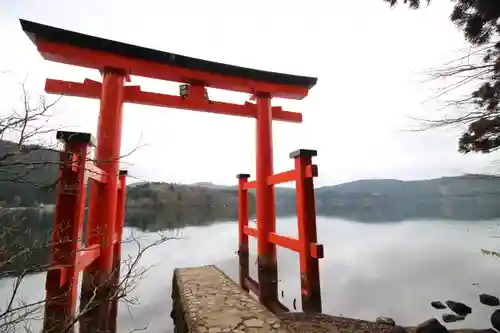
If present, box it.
[20,18,323,333]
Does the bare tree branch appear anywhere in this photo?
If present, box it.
[0,73,167,333]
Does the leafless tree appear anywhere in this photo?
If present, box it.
[384,0,500,155]
[0,224,174,333]
[409,43,497,132]
[0,75,173,333]
[0,76,62,192]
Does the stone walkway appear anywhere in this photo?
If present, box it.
[172,266,480,333]
[173,265,288,333]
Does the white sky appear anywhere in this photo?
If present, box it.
[0,0,497,186]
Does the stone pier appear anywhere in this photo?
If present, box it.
[171,266,480,333]
[171,265,287,333]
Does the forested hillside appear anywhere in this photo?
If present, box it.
[0,139,254,213]
[192,176,500,221]
[315,175,500,221]
[0,140,59,206]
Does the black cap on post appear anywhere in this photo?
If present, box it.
[236,173,251,179]
[289,149,317,159]
[119,170,128,176]
[56,131,96,147]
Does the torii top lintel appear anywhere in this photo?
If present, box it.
[20,19,317,100]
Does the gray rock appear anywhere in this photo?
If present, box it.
[208,328,221,333]
[446,300,472,316]
[431,301,447,310]
[415,318,448,333]
[473,329,497,333]
[243,318,264,328]
[491,309,500,331]
[442,314,466,323]
[390,326,409,333]
[480,294,500,307]
[376,317,396,326]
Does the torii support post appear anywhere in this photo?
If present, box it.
[43,130,126,333]
[237,149,323,314]
[291,149,322,313]
[109,170,128,333]
[255,93,278,309]
[236,173,250,291]
[80,68,126,333]
[43,132,93,333]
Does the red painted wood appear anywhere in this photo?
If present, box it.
[109,172,127,333]
[267,169,296,185]
[43,139,89,333]
[255,93,278,309]
[237,175,250,292]
[36,40,310,99]
[294,154,322,313]
[44,78,303,123]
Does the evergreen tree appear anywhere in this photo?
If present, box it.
[385,0,500,153]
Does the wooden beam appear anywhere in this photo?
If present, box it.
[45,78,303,123]
[37,40,310,99]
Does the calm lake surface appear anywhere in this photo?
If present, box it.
[1,217,499,332]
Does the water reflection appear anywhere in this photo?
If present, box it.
[125,205,237,231]
[1,216,499,333]
[112,217,500,332]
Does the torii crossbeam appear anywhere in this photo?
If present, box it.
[21,18,319,333]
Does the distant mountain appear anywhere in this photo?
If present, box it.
[194,175,500,221]
[127,181,149,188]
[314,175,500,221]
[190,182,232,190]
[0,140,59,207]
[194,182,296,214]
[126,181,255,212]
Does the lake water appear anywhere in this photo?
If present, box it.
[1,217,499,332]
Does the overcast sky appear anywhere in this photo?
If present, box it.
[0,0,497,186]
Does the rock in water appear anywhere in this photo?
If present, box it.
[391,326,408,333]
[446,301,472,316]
[480,294,500,307]
[431,301,447,310]
[442,314,466,323]
[376,317,396,326]
[491,309,500,331]
[415,318,449,333]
